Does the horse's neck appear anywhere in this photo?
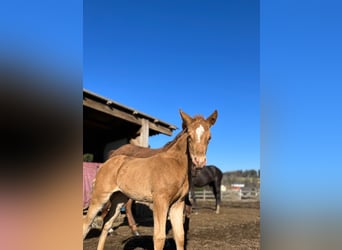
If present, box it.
[166,131,192,186]
[166,132,192,176]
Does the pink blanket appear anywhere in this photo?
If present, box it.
[83,162,101,209]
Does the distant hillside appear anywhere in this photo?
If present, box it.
[221,169,260,188]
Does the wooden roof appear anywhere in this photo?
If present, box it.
[83,89,177,162]
[83,89,177,137]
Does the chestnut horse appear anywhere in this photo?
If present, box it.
[103,143,164,236]
[89,143,166,235]
[83,110,218,250]
[106,166,222,237]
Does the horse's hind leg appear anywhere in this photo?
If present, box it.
[97,192,128,250]
[212,181,221,214]
[169,200,185,250]
[83,194,111,239]
[215,201,220,214]
[91,201,111,229]
[125,199,140,236]
[83,185,118,238]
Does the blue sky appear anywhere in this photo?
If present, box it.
[84,0,260,173]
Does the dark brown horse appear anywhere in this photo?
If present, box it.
[190,165,223,214]
[83,110,218,250]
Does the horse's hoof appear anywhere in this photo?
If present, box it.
[132,230,140,236]
[91,216,103,229]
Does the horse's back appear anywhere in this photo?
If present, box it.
[192,165,222,186]
[109,144,162,158]
[207,165,223,180]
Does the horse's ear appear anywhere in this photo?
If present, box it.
[206,110,218,127]
[179,109,193,129]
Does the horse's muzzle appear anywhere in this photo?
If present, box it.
[192,155,206,168]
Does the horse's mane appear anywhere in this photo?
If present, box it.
[108,129,187,159]
[160,129,187,150]
[193,115,205,119]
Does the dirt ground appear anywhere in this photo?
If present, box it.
[83,200,260,250]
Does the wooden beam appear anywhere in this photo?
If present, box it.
[148,122,173,136]
[84,97,141,125]
[84,97,174,136]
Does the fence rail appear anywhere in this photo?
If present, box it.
[191,188,259,201]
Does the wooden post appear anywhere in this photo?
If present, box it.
[130,118,149,147]
[139,119,149,147]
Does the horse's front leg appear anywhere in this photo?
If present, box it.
[169,200,185,250]
[152,196,169,250]
[190,186,197,209]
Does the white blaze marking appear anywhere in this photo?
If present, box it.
[196,125,205,143]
